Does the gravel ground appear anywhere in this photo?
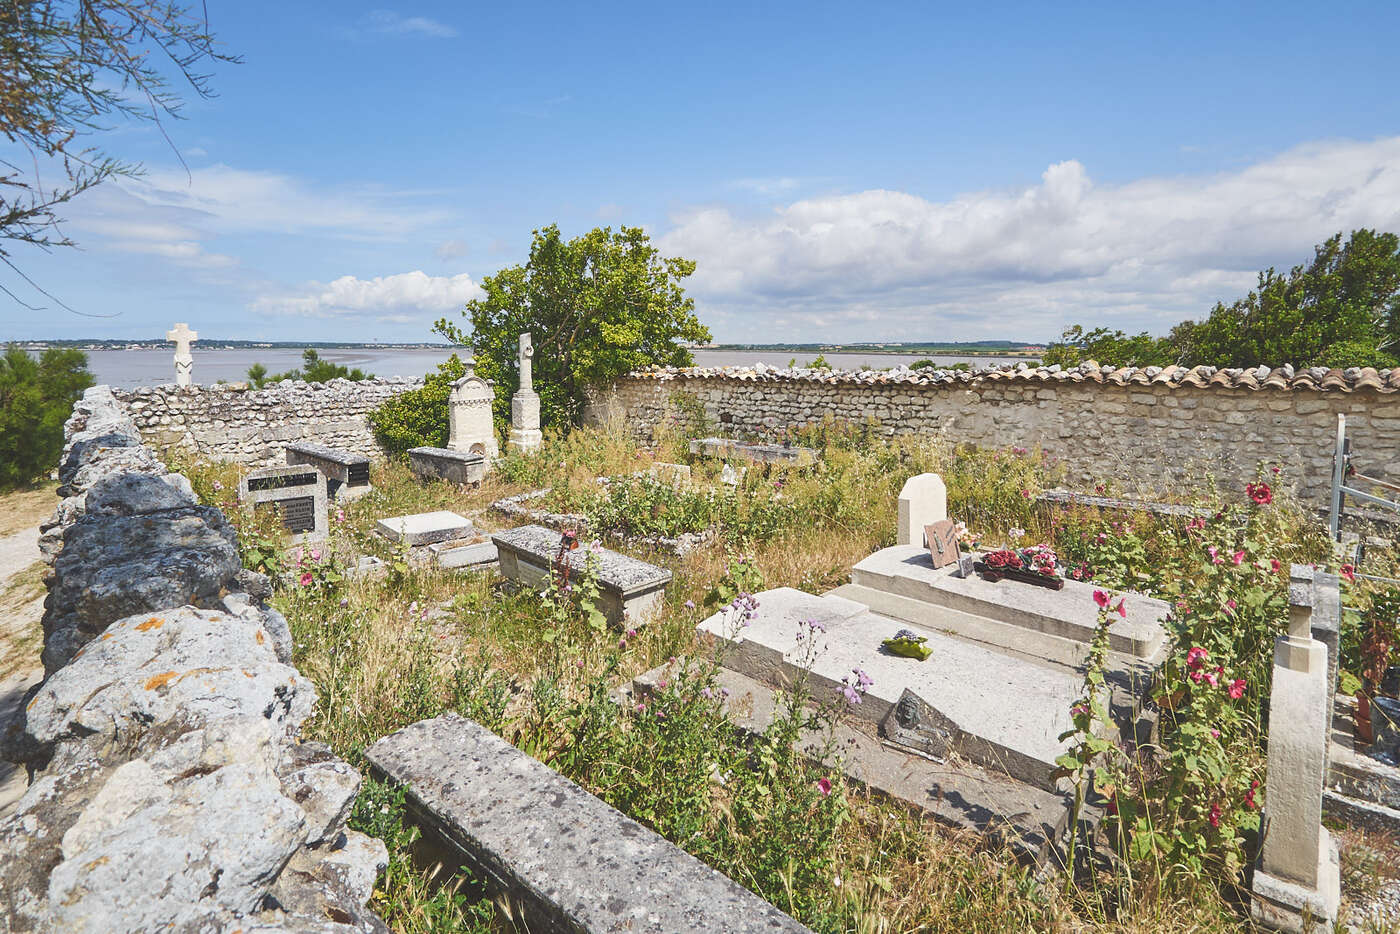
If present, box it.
[1347,878,1400,932]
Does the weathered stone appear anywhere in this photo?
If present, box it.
[897,473,947,548]
[375,511,474,546]
[286,440,372,501]
[447,355,498,460]
[688,436,817,466]
[428,537,499,569]
[366,714,812,934]
[239,464,329,543]
[407,446,488,485]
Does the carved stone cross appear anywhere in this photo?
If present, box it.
[518,332,534,393]
[166,322,198,387]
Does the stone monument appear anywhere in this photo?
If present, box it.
[507,332,543,454]
[448,354,498,459]
[166,322,197,387]
[238,464,328,543]
[1251,566,1341,932]
[897,473,947,547]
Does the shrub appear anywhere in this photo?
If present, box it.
[367,355,467,456]
[249,348,372,386]
[0,344,94,489]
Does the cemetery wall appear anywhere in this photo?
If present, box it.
[0,386,386,932]
[586,365,1400,505]
[111,377,423,466]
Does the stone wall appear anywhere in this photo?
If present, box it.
[586,364,1400,505]
[112,377,423,466]
[0,387,386,933]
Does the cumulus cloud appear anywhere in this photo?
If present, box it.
[252,270,483,319]
[660,137,1400,341]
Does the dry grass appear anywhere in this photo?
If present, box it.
[0,482,57,538]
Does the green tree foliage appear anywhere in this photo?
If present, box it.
[0,344,94,488]
[435,224,711,427]
[367,355,466,455]
[249,349,371,387]
[1046,230,1400,370]
[1,2,236,295]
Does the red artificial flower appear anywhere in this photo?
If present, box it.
[983,549,1023,570]
[1246,482,1273,506]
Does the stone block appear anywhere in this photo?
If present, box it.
[688,437,817,465]
[376,511,475,546]
[491,525,671,626]
[428,537,499,570]
[897,473,947,548]
[365,714,812,933]
[238,464,328,543]
[408,446,488,485]
[285,440,371,501]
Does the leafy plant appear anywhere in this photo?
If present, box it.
[368,354,467,455]
[0,344,94,489]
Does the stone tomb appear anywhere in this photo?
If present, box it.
[285,440,371,500]
[491,525,671,626]
[408,446,488,486]
[689,437,817,466]
[376,511,476,547]
[239,464,328,542]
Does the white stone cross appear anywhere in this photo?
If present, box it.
[166,322,198,387]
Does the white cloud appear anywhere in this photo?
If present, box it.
[729,177,802,196]
[252,270,483,319]
[435,239,470,260]
[660,137,1400,341]
[361,11,458,38]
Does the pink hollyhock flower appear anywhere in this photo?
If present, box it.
[299,571,313,587]
[1245,779,1259,810]
[1186,646,1209,670]
[1246,482,1273,506]
[1093,590,1110,608]
[816,778,833,796]
[1228,678,1246,699]
[1207,545,1221,564]
[1270,558,1281,573]
[1231,550,1245,565]
[1226,599,1237,611]
[1340,564,1356,582]
[1115,599,1127,618]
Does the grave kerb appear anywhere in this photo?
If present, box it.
[238,464,328,543]
[688,437,817,466]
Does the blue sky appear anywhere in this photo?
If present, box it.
[3,0,1399,344]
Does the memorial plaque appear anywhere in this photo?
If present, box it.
[924,519,960,569]
[239,464,328,543]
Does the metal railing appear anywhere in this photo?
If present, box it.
[1329,413,1400,542]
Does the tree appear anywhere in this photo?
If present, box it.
[435,224,711,427]
[1041,325,1174,368]
[1,1,238,303]
[0,344,94,488]
[367,355,466,455]
[249,349,371,386]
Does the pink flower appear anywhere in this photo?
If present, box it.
[1231,550,1245,565]
[1209,729,1220,739]
[1228,678,1246,700]
[1270,558,1281,573]
[684,600,696,610]
[1020,489,1031,499]
[1340,564,1356,583]
[840,685,861,706]
[1207,545,1221,564]
[1208,802,1221,828]
[816,778,833,796]
[1226,599,1236,611]
[1187,646,1209,670]
[1093,590,1110,609]
[1115,599,1127,618]
[298,571,313,587]
[1246,482,1273,506]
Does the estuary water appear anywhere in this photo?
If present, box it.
[83,348,1028,389]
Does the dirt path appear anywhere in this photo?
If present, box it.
[0,491,53,818]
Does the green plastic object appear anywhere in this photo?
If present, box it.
[882,630,932,661]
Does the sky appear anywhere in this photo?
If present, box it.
[3,0,1400,345]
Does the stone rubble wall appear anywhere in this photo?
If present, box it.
[586,372,1400,506]
[0,386,387,933]
[112,378,424,467]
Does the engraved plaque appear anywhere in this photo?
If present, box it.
[248,471,318,492]
[924,519,960,569]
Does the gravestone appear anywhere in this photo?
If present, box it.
[375,511,475,547]
[507,332,543,455]
[165,322,197,387]
[408,447,488,485]
[897,473,947,547]
[491,525,671,626]
[429,537,499,570]
[239,465,328,542]
[285,441,371,500]
[448,354,498,460]
[924,519,960,569]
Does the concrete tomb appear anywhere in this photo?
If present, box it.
[165,321,197,387]
[408,446,488,486]
[1251,566,1341,933]
[239,464,328,542]
[376,511,476,547]
[285,440,371,500]
[689,436,817,466]
[447,354,498,459]
[365,714,812,933]
[491,524,671,626]
[507,332,543,455]
[897,472,947,547]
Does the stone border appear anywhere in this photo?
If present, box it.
[489,485,713,557]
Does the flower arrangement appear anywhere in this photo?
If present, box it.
[975,545,1064,589]
[882,628,932,661]
[981,549,1023,570]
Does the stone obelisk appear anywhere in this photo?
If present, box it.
[166,322,198,387]
[507,332,543,454]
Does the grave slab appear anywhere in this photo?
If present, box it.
[239,464,328,543]
[376,511,475,546]
[408,447,488,486]
[697,587,1085,792]
[285,441,371,500]
[849,546,1167,660]
[688,437,817,466]
[429,537,500,570]
[366,714,812,934]
[491,525,671,626]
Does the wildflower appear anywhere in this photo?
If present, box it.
[701,687,712,699]
[1231,550,1245,565]
[852,667,873,689]
[1093,590,1110,609]
[212,480,223,491]
[1020,488,1031,499]
[1226,599,1237,611]
[684,600,696,610]
[310,548,322,562]
[1246,482,1273,506]
[1228,678,1246,700]
[1115,599,1127,618]
[1208,802,1221,828]
[840,684,861,706]
[1270,558,1281,573]
[338,598,348,608]
[1210,729,1220,739]
[299,571,313,587]
[1008,527,1026,540]
[1340,564,1356,583]
[1207,545,1221,564]
[335,507,346,523]
[1245,779,1260,809]
[627,628,638,639]
[1271,465,1281,475]
[1186,646,1209,670]
[618,637,627,650]
[1071,703,1088,719]
[634,702,647,713]
[657,679,668,690]
[816,777,833,796]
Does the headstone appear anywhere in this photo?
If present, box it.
[238,465,328,543]
[897,473,947,547]
[408,447,487,486]
[1251,566,1341,932]
[375,511,475,547]
[165,322,198,387]
[507,332,543,455]
[491,525,671,626]
[285,441,371,500]
[448,354,498,460]
[924,519,960,569]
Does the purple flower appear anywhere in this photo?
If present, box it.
[852,667,873,689]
